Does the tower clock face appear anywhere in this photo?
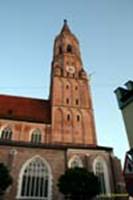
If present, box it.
[66,65,75,73]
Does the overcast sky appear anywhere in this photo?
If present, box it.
[0,0,133,164]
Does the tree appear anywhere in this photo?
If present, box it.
[0,163,13,196]
[58,167,100,200]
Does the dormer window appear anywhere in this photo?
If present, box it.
[67,44,72,53]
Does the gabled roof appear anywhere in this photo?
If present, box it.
[0,94,51,123]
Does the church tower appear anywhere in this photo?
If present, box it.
[50,20,97,145]
[0,20,126,200]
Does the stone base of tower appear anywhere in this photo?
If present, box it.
[0,142,126,200]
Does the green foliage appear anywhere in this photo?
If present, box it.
[58,167,100,200]
[0,163,13,195]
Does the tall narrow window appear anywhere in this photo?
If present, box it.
[66,98,69,104]
[95,161,106,194]
[18,156,52,200]
[75,99,79,105]
[93,158,110,194]
[66,85,69,89]
[31,129,41,144]
[77,115,80,121]
[75,86,78,90]
[67,114,70,121]
[0,127,12,140]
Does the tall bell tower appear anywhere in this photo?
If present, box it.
[50,20,97,145]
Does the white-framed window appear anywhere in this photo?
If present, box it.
[0,127,12,140]
[31,129,41,144]
[68,155,83,168]
[93,157,111,195]
[17,156,52,200]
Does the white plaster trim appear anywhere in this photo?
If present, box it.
[16,155,52,200]
[93,156,111,195]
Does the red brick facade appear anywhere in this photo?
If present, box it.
[0,21,126,199]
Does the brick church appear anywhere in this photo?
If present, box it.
[0,21,125,199]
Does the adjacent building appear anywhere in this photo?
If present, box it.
[115,81,133,197]
[0,21,125,200]
[115,80,133,148]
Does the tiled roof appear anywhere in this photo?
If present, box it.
[0,94,51,123]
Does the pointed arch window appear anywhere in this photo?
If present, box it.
[67,44,72,53]
[67,114,71,121]
[31,129,41,144]
[93,158,111,194]
[17,156,52,200]
[75,86,78,90]
[95,161,106,193]
[68,156,83,168]
[66,84,69,89]
[0,127,12,140]
[75,99,79,105]
[66,98,69,104]
[77,115,80,121]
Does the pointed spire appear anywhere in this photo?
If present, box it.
[60,19,71,34]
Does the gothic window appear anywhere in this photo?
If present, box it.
[66,84,69,89]
[31,129,41,144]
[67,114,70,121]
[93,158,110,194]
[0,127,12,140]
[76,99,79,105]
[75,86,78,90]
[95,161,106,193]
[77,115,80,121]
[67,44,72,53]
[17,156,52,200]
[66,98,69,104]
[68,156,83,168]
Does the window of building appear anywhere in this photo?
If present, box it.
[95,161,106,193]
[0,127,12,140]
[66,85,69,89]
[76,99,79,105]
[75,86,78,90]
[68,156,83,168]
[67,114,70,121]
[66,98,69,104]
[31,129,41,144]
[18,156,52,200]
[93,158,110,194]
[77,115,80,121]
[67,44,72,53]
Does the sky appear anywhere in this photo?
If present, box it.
[0,0,133,165]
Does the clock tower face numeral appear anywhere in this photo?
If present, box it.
[66,66,75,74]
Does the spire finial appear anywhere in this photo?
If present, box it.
[64,19,67,25]
[60,19,71,34]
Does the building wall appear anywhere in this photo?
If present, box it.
[0,145,66,200]
[0,119,51,143]
[122,101,133,148]
[0,144,125,200]
[0,22,126,199]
